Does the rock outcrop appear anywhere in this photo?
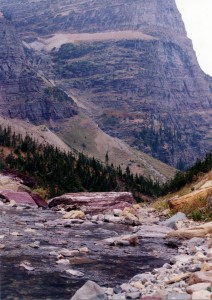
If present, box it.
[48,192,136,214]
[0,17,78,125]
[0,0,210,168]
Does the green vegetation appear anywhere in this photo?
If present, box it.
[162,152,212,194]
[0,126,161,199]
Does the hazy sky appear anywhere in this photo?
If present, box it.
[176,0,212,76]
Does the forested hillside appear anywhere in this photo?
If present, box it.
[0,127,161,199]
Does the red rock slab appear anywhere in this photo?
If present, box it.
[0,190,36,206]
[48,192,136,214]
[30,192,48,208]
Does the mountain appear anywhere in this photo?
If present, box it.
[0,14,176,182]
[0,16,78,124]
[0,0,211,169]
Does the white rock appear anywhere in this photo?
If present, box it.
[192,290,211,300]
[65,269,84,277]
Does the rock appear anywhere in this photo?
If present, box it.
[65,269,84,277]
[189,271,212,285]
[186,283,212,294]
[59,249,79,257]
[0,244,5,249]
[160,212,187,229]
[126,291,141,299]
[56,259,70,265]
[101,234,138,247]
[63,210,85,220]
[166,273,191,284]
[29,241,40,248]
[79,247,89,253]
[167,222,212,239]
[0,190,37,206]
[191,290,211,300]
[169,188,212,211]
[131,282,144,290]
[104,215,122,224]
[20,261,35,271]
[49,192,135,214]
[167,292,191,300]
[141,298,162,300]
[71,280,108,300]
[30,192,48,208]
[201,263,212,272]
[113,209,122,217]
[136,224,173,238]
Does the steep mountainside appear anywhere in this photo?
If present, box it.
[0,0,211,169]
[0,14,176,182]
[0,16,78,124]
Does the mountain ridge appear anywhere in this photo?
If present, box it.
[0,0,211,170]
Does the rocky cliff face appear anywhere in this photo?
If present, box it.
[0,17,77,124]
[0,0,211,168]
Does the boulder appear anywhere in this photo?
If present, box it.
[189,271,212,285]
[71,280,108,300]
[160,212,187,229]
[186,283,211,294]
[48,192,135,214]
[191,290,211,300]
[169,187,212,211]
[0,190,36,206]
[63,210,85,220]
[167,222,212,239]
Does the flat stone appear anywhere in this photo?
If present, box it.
[65,269,84,277]
[167,292,191,300]
[186,283,212,294]
[59,249,79,257]
[192,290,211,300]
[56,259,70,265]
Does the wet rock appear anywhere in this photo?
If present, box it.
[63,210,85,220]
[161,212,187,229]
[65,269,84,277]
[71,280,108,300]
[49,192,135,214]
[20,261,35,271]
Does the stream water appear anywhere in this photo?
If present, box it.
[0,207,177,299]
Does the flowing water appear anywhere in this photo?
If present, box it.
[0,207,177,299]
